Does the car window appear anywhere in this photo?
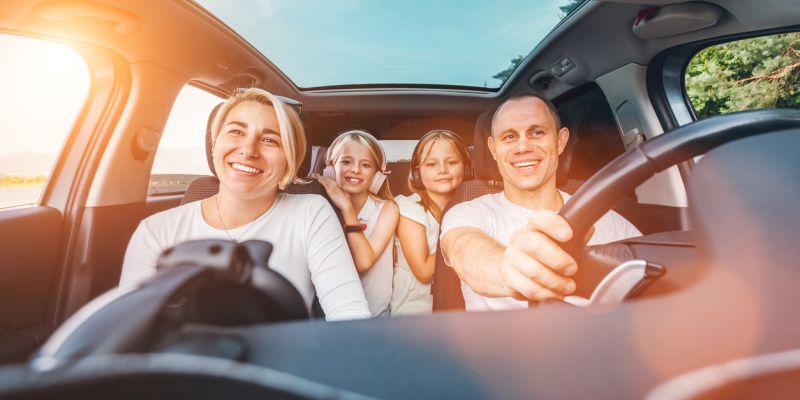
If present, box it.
[310,140,417,172]
[379,140,417,162]
[685,31,800,120]
[0,34,89,210]
[147,85,223,195]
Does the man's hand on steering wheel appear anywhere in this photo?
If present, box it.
[500,210,580,301]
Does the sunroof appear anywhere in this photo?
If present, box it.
[195,1,586,90]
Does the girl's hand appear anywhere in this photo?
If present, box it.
[316,174,354,215]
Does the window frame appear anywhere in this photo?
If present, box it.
[146,83,224,197]
[648,24,800,131]
[646,24,800,183]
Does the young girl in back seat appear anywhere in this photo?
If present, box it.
[318,130,399,317]
[391,130,471,315]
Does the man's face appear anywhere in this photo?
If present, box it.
[487,97,568,193]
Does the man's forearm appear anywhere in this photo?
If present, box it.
[443,228,509,297]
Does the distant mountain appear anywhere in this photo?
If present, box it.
[151,146,209,175]
[0,146,210,178]
[0,151,56,176]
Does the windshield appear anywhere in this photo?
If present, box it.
[194,0,587,90]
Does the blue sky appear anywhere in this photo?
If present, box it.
[199,0,573,88]
[0,1,576,170]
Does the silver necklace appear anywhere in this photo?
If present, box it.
[215,195,256,242]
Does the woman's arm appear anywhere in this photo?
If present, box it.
[119,219,163,288]
[304,197,371,320]
[396,216,436,283]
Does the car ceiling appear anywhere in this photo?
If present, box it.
[2,0,798,143]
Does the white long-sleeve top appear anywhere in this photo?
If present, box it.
[120,193,371,321]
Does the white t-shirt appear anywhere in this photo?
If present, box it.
[440,190,641,312]
[120,193,371,321]
[357,196,394,316]
[391,194,438,315]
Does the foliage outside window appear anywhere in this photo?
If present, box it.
[686,32,800,119]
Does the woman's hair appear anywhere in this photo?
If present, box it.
[409,129,472,221]
[210,88,306,190]
[327,130,393,201]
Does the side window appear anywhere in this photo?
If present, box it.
[148,85,223,195]
[0,34,89,211]
[686,32,800,119]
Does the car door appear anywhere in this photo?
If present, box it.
[0,32,124,363]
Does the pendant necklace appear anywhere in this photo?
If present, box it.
[215,195,257,242]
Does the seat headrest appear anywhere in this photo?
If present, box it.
[556,114,576,188]
[204,98,312,178]
[473,108,502,182]
[205,103,224,177]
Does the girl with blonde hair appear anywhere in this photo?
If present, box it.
[391,129,471,315]
[318,130,400,317]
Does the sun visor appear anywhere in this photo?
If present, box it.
[632,3,725,40]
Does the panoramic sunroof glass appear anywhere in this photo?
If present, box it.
[195,1,586,90]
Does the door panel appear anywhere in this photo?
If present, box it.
[0,207,62,362]
[79,195,181,299]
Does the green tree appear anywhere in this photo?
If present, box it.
[686,32,800,119]
[492,54,525,84]
[559,0,584,17]
[493,1,585,84]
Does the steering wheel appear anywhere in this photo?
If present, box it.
[32,239,309,369]
[557,109,800,299]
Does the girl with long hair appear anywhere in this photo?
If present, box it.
[391,130,471,315]
[318,130,400,317]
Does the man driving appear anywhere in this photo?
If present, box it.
[440,94,640,311]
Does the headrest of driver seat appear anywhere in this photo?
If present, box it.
[556,114,575,188]
[204,97,311,178]
[473,108,502,182]
[205,103,224,177]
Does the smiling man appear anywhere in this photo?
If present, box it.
[440,94,640,311]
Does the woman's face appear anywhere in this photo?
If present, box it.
[212,101,287,200]
[418,139,465,197]
[333,141,379,195]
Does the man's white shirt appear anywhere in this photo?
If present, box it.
[440,190,641,312]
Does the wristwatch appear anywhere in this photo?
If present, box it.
[343,224,364,233]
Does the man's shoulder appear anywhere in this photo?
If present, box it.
[441,192,505,235]
[452,192,504,212]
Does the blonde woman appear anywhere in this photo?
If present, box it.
[318,130,400,317]
[391,130,471,315]
[120,88,370,321]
